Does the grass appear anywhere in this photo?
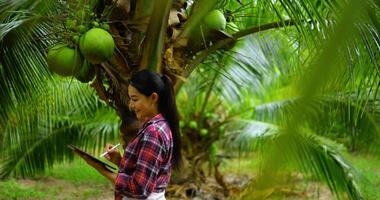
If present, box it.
[0,153,379,199]
[0,179,46,199]
[220,153,261,175]
[0,159,113,200]
[44,159,110,185]
[346,153,380,200]
[220,152,380,200]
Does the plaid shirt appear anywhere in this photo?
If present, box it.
[115,114,173,199]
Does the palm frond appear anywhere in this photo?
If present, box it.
[238,1,377,198]
[240,132,364,200]
[253,93,380,151]
[0,0,63,125]
[222,118,278,153]
[215,38,267,101]
[140,0,173,71]
[220,118,364,199]
[0,78,119,178]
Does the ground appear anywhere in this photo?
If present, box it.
[0,153,379,200]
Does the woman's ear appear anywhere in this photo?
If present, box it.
[151,92,159,104]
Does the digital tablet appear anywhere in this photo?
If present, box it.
[67,144,117,172]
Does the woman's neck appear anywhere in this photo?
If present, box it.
[141,112,160,124]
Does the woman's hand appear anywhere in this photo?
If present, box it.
[104,143,122,166]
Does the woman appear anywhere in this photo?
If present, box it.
[81,69,182,200]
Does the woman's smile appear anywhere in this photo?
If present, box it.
[128,85,159,122]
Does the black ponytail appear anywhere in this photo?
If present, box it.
[129,70,182,169]
[160,75,182,169]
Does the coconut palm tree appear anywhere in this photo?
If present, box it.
[0,0,379,199]
[173,28,379,199]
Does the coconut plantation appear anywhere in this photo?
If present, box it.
[0,0,379,199]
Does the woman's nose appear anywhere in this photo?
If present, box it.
[129,102,134,110]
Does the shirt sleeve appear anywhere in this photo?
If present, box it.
[115,125,165,199]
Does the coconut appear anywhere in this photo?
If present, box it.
[101,23,110,31]
[78,25,87,33]
[203,10,226,31]
[79,28,115,64]
[47,44,82,77]
[210,143,217,156]
[65,19,77,30]
[189,120,198,129]
[179,120,185,128]
[75,60,95,83]
[200,128,208,136]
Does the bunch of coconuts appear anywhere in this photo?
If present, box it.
[46,5,115,83]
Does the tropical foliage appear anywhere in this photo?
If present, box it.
[0,78,119,178]
[0,0,379,199]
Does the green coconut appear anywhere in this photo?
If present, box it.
[200,128,209,136]
[218,125,225,133]
[65,19,77,30]
[75,60,95,83]
[91,21,100,28]
[203,10,226,31]
[78,25,87,33]
[71,35,80,44]
[179,120,185,128]
[101,23,110,31]
[47,44,82,77]
[189,120,198,129]
[79,28,115,64]
[210,143,217,155]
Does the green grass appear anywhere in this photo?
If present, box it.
[0,153,379,200]
[220,154,261,175]
[347,153,380,200]
[0,159,113,200]
[44,159,110,185]
[0,179,46,200]
[221,153,380,199]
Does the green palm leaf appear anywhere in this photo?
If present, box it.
[140,0,173,71]
[0,78,119,178]
[0,0,63,125]
[0,2,378,200]
[220,117,365,199]
[239,132,365,200]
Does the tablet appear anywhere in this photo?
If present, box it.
[67,144,117,172]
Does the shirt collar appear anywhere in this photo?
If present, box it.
[149,113,164,122]
[139,113,165,131]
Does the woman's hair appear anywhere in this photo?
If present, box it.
[129,69,182,169]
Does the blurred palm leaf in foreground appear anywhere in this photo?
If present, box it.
[0,0,379,199]
[0,78,119,178]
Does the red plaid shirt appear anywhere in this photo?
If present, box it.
[115,114,173,199]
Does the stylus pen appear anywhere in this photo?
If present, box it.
[100,143,120,157]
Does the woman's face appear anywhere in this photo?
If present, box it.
[128,85,159,122]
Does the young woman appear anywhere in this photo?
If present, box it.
[81,69,182,200]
